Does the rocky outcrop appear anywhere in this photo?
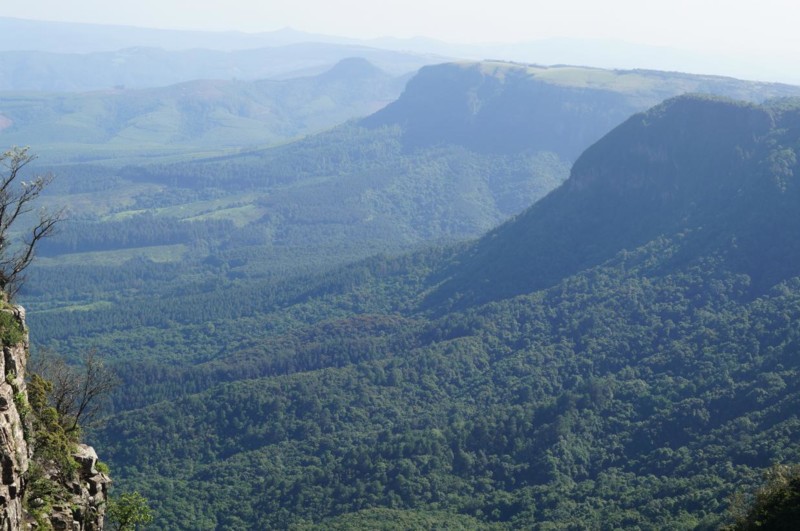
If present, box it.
[58,444,111,531]
[0,306,110,530]
[0,306,31,530]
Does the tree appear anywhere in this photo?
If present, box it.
[725,464,800,530]
[106,491,153,531]
[30,349,119,434]
[0,146,62,297]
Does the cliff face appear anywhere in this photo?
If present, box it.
[0,306,30,529]
[0,306,110,530]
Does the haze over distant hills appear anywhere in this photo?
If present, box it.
[2,16,798,84]
[363,61,800,160]
[0,57,409,162]
[0,43,438,92]
[24,61,800,274]
[0,17,348,52]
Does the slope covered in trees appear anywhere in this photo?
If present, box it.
[24,61,800,328]
[0,58,408,163]
[362,62,800,158]
[76,95,800,528]
[429,95,800,308]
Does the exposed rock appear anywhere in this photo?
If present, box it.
[0,306,109,530]
[0,308,30,530]
[72,446,99,478]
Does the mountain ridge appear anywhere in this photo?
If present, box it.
[362,62,800,158]
[427,95,800,309]
[0,58,407,162]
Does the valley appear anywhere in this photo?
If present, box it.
[2,15,800,529]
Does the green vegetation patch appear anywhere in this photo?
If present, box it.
[0,309,24,346]
[300,508,508,530]
[35,244,187,267]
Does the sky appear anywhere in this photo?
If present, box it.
[2,0,800,84]
[3,0,800,55]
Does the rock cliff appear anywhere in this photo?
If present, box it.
[0,306,30,529]
[0,306,110,530]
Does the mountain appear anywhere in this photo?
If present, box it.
[23,62,800,334]
[3,18,798,85]
[0,58,409,163]
[0,42,442,92]
[0,17,355,53]
[72,95,800,528]
[363,61,800,159]
[429,95,800,307]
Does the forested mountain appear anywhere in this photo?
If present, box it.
[429,95,800,307]
[23,62,800,359]
[363,62,800,158]
[20,61,800,316]
[59,95,800,528]
[0,58,408,162]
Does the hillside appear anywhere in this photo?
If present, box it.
[76,95,800,528]
[0,40,440,92]
[362,62,800,159]
[19,61,800,332]
[0,58,408,163]
[429,95,800,308]
[23,62,800,364]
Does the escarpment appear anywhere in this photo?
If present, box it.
[0,305,110,530]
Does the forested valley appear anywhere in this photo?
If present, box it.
[3,39,800,529]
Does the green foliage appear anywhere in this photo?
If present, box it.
[27,374,79,471]
[298,508,507,530]
[86,246,800,528]
[724,464,800,530]
[106,491,153,531]
[0,310,24,346]
[95,461,110,474]
[16,84,800,529]
[24,461,70,529]
[23,375,83,530]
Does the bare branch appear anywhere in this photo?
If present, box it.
[0,147,63,297]
[29,348,119,433]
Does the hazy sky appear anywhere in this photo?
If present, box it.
[3,0,800,54]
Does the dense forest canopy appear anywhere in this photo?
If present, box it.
[26,94,800,528]
[7,56,800,528]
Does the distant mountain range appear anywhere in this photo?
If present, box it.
[25,61,800,263]
[3,17,798,84]
[0,42,439,92]
[0,17,356,53]
[0,58,408,161]
[9,59,800,167]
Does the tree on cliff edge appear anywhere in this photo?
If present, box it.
[0,146,62,298]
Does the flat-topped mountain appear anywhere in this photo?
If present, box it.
[430,95,800,307]
[363,62,800,159]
